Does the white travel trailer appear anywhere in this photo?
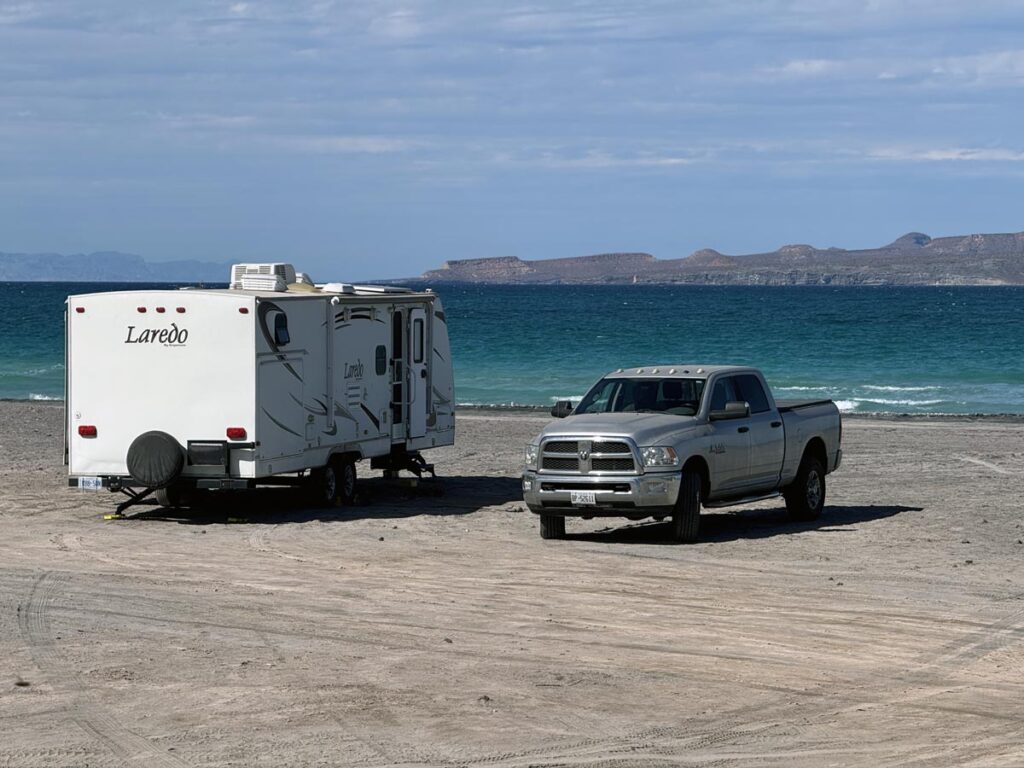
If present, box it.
[65,263,455,514]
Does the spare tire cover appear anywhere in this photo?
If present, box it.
[126,431,185,488]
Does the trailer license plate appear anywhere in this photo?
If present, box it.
[570,491,596,506]
[77,476,102,491]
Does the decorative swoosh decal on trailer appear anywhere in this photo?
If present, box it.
[433,347,446,362]
[261,407,303,438]
[257,301,302,382]
[432,386,451,405]
[359,404,380,430]
[434,310,446,323]
[289,393,326,415]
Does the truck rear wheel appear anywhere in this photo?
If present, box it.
[671,469,701,543]
[784,455,825,521]
[539,514,565,539]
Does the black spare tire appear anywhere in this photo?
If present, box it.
[126,431,185,488]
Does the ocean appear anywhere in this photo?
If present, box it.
[3,282,1023,414]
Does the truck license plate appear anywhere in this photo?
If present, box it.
[570,491,596,506]
[77,476,102,491]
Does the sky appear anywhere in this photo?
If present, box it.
[3,1,1024,280]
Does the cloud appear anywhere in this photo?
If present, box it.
[869,146,1024,162]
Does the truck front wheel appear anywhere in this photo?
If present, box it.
[539,514,565,539]
[671,469,701,543]
[784,455,825,521]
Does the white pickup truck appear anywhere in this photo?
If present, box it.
[522,365,842,542]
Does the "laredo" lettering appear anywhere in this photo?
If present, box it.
[124,323,189,346]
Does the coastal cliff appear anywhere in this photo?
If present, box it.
[420,231,1024,285]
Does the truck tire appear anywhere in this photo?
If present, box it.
[784,455,826,521]
[671,469,701,543]
[539,514,565,539]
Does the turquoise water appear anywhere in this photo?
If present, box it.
[3,282,1023,414]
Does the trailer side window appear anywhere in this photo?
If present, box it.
[375,345,387,375]
[413,319,424,363]
[274,313,290,346]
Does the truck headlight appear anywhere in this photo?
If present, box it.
[641,446,679,468]
[524,443,539,470]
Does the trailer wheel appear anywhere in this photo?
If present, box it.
[155,482,189,509]
[539,514,565,539]
[784,455,826,521]
[308,462,340,507]
[337,457,357,506]
[670,469,701,543]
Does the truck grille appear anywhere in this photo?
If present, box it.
[539,439,637,474]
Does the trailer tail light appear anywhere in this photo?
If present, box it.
[156,307,166,313]
[226,427,247,440]
[75,307,85,313]
[238,307,249,314]
[78,425,97,438]
[176,307,186,313]
[137,306,147,313]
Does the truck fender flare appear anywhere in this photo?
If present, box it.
[681,455,710,500]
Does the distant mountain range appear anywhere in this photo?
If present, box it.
[418,231,1024,286]
[5,230,1024,285]
[0,251,228,282]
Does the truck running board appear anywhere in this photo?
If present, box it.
[703,491,781,509]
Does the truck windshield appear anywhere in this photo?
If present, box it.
[574,377,706,416]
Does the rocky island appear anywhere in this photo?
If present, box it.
[418,231,1024,286]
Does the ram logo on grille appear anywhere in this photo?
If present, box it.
[579,446,590,461]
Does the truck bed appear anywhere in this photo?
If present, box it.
[776,399,835,412]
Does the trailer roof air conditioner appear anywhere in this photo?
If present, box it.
[230,263,297,291]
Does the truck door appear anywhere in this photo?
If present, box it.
[707,375,752,494]
[735,373,785,490]
[408,307,428,439]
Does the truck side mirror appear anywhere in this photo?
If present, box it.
[709,400,750,421]
[550,400,574,418]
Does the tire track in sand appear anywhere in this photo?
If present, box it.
[17,571,187,768]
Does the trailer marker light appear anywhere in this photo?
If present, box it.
[176,307,186,313]
[238,307,249,314]
[137,306,147,313]
[156,307,166,313]
[226,427,247,440]
[78,425,97,438]
[75,307,85,313]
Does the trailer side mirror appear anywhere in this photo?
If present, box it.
[709,400,750,421]
[550,400,574,418]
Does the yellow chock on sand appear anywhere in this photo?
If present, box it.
[103,513,126,520]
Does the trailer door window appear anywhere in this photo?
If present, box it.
[375,345,387,376]
[413,318,425,363]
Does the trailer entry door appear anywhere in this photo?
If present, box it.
[408,307,428,438]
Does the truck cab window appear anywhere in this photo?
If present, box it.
[710,377,740,411]
[735,374,770,413]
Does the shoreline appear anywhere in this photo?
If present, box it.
[10,397,1024,423]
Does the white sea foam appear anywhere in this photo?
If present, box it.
[28,393,61,401]
[862,385,940,392]
[548,395,583,403]
[861,398,945,406]
[834,400,860,412]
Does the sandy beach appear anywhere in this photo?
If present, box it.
[2,400,1024,766]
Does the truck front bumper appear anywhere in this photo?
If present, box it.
[522,471,681,517]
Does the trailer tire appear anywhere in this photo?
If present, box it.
[784,455,826,521]
[671,469,701,543]
[337,457,357,506]
[126,431,185,489]
[155,482,189,509]
[539,514,565,539]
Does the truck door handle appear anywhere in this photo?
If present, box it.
[737,426,749,433]
[770,421,782,428]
